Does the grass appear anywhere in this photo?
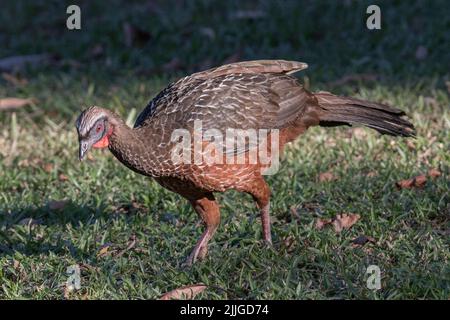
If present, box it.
[0,0,449,299]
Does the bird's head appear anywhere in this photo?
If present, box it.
[75,106,114,161]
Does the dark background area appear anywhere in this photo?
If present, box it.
[1,0,448,86]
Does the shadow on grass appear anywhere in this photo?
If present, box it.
[0,201,118,258]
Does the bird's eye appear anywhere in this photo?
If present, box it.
[96,125,102,133]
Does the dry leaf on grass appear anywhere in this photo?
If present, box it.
[395,169,441,189]
[160,284,207,300]
[366,171,378,178]
[316,213,361,233]
[2,73,28,86]
[319,171,336,182]
[428,169,441,178]
[395,169,441,190]
[332,213,361,232]
[395,174,427,189]
[315,218,332,230]
[97,244,113,257]
[43,163,54,173]
[0,97,36,110]
[58,174,69,182]
[13,259,21,269]
[406,139,416,150]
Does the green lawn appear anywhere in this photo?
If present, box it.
[0,0,449,299]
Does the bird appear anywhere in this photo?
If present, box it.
[75,60,415,265]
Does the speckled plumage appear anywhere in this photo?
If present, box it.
[76,60,415,265]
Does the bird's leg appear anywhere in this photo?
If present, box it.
[259,201,272,244]
[242,177,272,245]
[184,193,220,266]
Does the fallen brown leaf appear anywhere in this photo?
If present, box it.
[97,244,113,257]
[332,213,361,232]
[396,174,427,189]
[43,163,54,173]
[13,259,21,270]
[0,97,35,110]
[316,213,360,233]
[406,139,416,150]
[428,168,441,178]
[160,284,207,300]
[2,73,28,86]
[366,171,378,178]
[59,173,69,181]
[315,218,332,230]
[319,171,336,182]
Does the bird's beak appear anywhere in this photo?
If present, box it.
[79,139,91,161]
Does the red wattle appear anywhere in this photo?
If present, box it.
[93,126,113,149]
[93,135,109,148]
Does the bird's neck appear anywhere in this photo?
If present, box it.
[106,113,162,177]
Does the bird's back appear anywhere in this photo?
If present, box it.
[133,59,312,133]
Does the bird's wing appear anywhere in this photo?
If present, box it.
[135,71,314,156]
[134,60,308,128]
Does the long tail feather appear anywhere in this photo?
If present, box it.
[314,91,415,137]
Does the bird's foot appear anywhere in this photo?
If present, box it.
[182,244,208,267]
[263,232,273,246]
